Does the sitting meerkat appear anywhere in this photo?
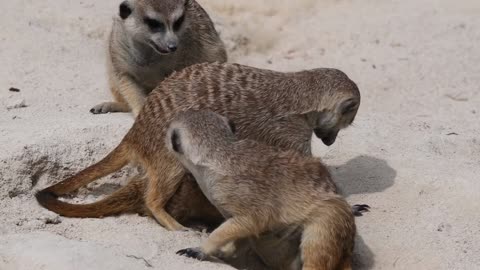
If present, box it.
[91,0,227,116]
[167,110,356,270]
[36,63,361,231]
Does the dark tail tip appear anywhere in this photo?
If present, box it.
[35,190,58,209]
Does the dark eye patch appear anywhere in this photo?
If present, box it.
[144,18,165,31]
[119,1,132,20]
[340,99,359,115]
[173,14,185,31]
[171,129,183,154]
[228,119,236,134]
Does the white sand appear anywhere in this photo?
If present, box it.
[1,0,479,269]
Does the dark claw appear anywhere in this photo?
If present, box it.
[176,248,206,261]
[90,108,95,114]
[352,204,370,216]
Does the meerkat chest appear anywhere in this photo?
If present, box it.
[192,169,217,202]
[130,59,179,90]
[126,53,185,91]
[189,168,231,217]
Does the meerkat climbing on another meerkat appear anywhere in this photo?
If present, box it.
[168,110,356,270]
[90,0,227,116]
[36,62,361,231]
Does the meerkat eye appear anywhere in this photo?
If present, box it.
[144,18,165,31]
[340,99,358,115]
[119,1,132,20]
[173,14,185,31]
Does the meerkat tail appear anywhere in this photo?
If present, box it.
[35,142,130,213]
[300,197,355,270]
[35,175,146,218]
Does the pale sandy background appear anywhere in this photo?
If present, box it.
[1,0,479,269]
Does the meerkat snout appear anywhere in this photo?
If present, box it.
[307,96,360,146]
[119,0,188,55]
[145,20,180,54]
[295,68,361,146]
[167,43,177,52]
[143,3,186,55]
[314,128,339,146]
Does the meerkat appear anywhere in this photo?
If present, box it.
[168,110,356,270]
[36,62,361,231]
[90,0,227,116]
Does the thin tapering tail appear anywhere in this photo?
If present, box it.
[36,142,132,216]
[35,174,146,218]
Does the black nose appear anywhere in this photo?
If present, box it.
[167,43,177,52]
[314,129,339,146]
[313,129,325,138]
[321,136,336,146]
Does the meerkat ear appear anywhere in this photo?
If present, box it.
[340,99,359,115]
[228,120,236,134]
[170,129,183,154]
[119,1,132,20]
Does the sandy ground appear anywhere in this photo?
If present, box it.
[1,0,479,269]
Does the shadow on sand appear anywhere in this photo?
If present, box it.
[353,235,375,270]
[327,155,397,269]
[329,155,397,197]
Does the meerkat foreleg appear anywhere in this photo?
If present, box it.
[90,101,131,114]
[116,75,148,116]
[91,74,146,116]
[177,217,263,261]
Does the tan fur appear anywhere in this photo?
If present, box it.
[36,62,360,231]
[169,110,355,270]
[91,0,227,116]
[36,174,147,218]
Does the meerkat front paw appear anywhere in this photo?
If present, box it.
[219,241,237,258]
[177,247,207,261]
[90,102,130,114]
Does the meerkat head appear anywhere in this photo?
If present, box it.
[118,0,189,54]
[166,110,236,167]
[305,71,361,146]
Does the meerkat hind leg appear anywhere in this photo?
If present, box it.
[145,172,188,231]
